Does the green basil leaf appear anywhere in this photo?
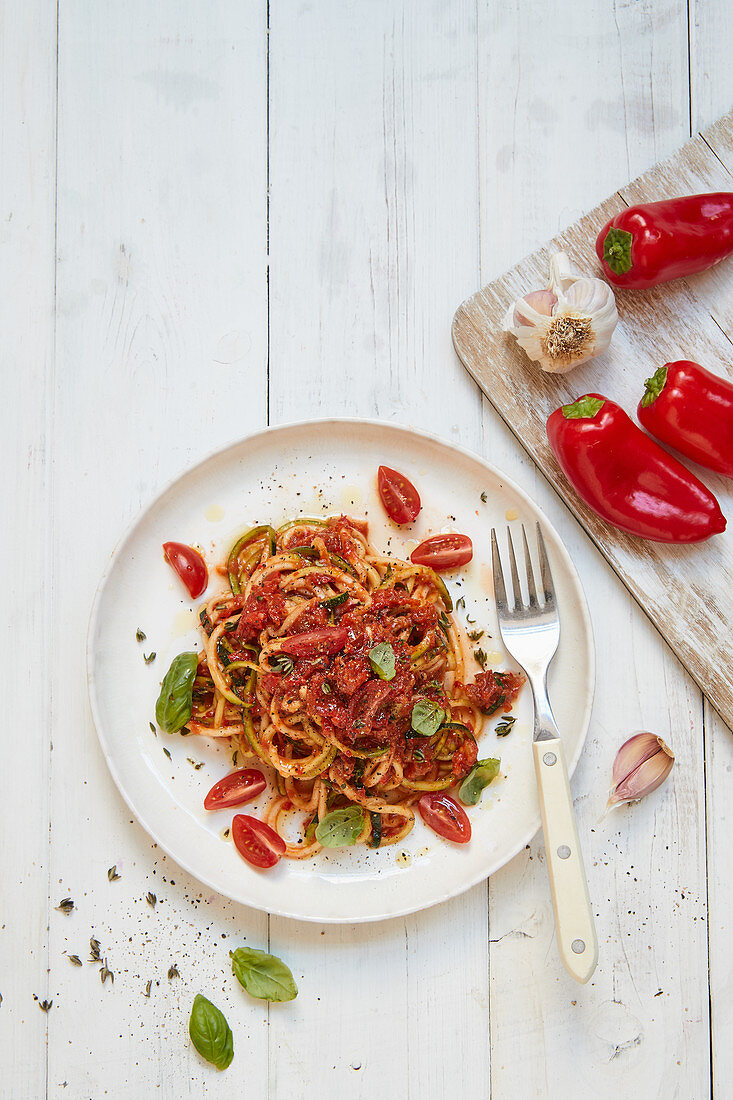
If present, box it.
[230,947,298,1003]
[410,700,445,738]
[368,642,395,681]
[188,994,234,1070]
[155,652,198,733]
[458,758,501,806]
[315,807,365,847]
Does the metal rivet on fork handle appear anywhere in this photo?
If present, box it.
[543,751,557,766]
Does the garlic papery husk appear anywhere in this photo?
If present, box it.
[503,251,618,374]
[607,732,675,811]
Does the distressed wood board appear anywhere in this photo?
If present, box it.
[453,111,733,733]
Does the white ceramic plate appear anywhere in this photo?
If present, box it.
[88,419,594,923]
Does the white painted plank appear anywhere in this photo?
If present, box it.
[690,9,733,1097]
[690,0,733,132]
[267,2,491,1096]
[476,1,711,1096]
[48,3,269,1095]
[0,3,57,1097]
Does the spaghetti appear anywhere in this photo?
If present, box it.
[189,515,522,857]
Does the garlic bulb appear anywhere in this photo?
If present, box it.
[503,253,618,373]
[607,732,674,811]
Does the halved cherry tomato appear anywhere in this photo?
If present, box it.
[231,814,286,869]
[377,466,421,524]
[279,627,348,657]
[418,792,472,844]
[203,769,267,811]
[410,533,473,571]
[163,541,208,599]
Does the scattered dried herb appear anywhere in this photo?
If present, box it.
[168,964,180,980]
[149,722,157,735]
[89,937,101,962]
[269,655,294,676]
[467,630,484,642]
[474,648,488,670]
[55,898,74,914]
[144,651,156,665]
[162,747,172,760]
[38,999,52,1012]
[107,866,121,882]
[136,628,146,642]
[146,892,157,908]
[231,750,239,767]
[100,960,114,985]
[144,980,152,998]
[480,491,488,503]
[456,597,466,610]
[495,715,516,737]
[68,954,82,967]
[187,757,204,769]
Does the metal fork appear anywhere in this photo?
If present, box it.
[491,523,598,984]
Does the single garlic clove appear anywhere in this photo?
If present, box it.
[563,277,614,315]
[513,290,557,327]
[607,731,674,810]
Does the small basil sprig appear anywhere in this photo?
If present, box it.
[155,652,198,733]
[230,947,298,1003]
[315,807,365,847]
[458,758,501,806]
[188,994,234,1071]
[410,700,445,738]
[368,642,395,681]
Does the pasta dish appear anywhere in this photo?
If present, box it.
[185,516,522,859]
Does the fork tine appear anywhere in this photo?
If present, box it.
[490,529,508,613]
[536,522,555,605]
[506,527,522,609]
[521,525,538,608]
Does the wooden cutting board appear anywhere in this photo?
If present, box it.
[452,112,733,732]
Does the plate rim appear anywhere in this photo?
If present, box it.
[87,416,595,923]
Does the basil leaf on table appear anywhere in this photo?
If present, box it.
[315,807,365,847]
[368,642,395,681]
[188,994,234,1070]
[410,700,445,738]
[155,651,198,733]
[230,947,298,1002]
[458,758,501,806]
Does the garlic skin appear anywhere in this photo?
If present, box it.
[503,252,618,373]
[607,732,674,810]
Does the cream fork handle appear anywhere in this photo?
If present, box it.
[532,738,598,984]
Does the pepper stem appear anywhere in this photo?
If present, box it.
[603,227,633,275]
[640,365,668,408]
[561,395,605,420]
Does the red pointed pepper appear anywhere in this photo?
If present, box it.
[638,361,733,478]
[596,192,733,288]
[546,394,726,543]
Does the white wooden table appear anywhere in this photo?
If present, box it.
[2,2,732,1096]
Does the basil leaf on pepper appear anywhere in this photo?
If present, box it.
[315,807,365,847]
[188,994,234,1071]
[458,758,501,806]
[155,651,198,732]
[230,947,298,1003]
